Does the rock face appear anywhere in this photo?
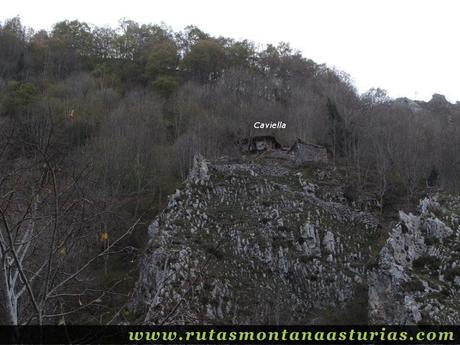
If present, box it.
[130,155,379,324]
[429,93,450,106]
[130,154,460,325]
[369,197,460,324]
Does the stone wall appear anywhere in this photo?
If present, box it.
[292,142,328,165]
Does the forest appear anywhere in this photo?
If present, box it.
[1,16,460,325]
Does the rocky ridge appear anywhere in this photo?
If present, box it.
[129,154,460,324]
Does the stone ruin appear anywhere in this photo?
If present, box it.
[239,136,328,165]
[240,135,282,153]
[288,139,328,165]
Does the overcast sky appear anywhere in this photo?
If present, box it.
[2,0,459,102]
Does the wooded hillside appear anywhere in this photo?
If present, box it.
[1,17,460,325]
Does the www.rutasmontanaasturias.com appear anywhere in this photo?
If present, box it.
[127,328,455,343]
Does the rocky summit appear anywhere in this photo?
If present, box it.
[129,154,460,325]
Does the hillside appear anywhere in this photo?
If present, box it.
[2,16,460,326]
[128,153,460,325]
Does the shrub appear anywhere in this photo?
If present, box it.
[412,255,440,270]
[2,80,38,115]
[445,266,460,282]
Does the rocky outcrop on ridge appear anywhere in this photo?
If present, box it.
[129,154,460,325]
[129,154,380,324]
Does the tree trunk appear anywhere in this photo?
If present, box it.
[0,269,18,325]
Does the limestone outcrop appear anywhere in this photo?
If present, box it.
[130,155,460,325]
[369,197,460,324]
[130,155,379,324]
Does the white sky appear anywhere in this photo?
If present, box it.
[2,0,459,102]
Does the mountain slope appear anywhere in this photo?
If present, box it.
[129,153,460,325]
[129,154,381,324]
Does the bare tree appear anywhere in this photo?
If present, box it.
[0,128,140,325]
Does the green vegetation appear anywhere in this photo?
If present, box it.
[316,283,369,324]
[445,267,460,282]
[403,279,425,292]
[413,256,441,271]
